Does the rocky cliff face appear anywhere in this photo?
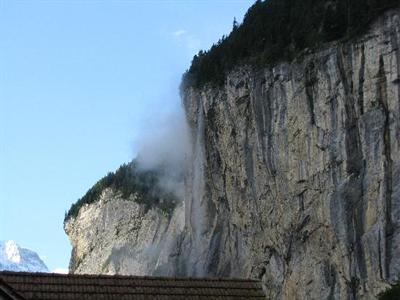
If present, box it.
[184,10,400,299]
[181,7,400,299]
[64,188,185,276]
[65,7,400,299]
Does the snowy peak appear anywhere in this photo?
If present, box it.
[0,240,49,272]
[4,240,21,263]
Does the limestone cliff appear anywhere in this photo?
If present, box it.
[65,6,400,300]
[64,188,185,276]
[181,7,400,299]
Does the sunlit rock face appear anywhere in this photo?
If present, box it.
[64,188,185,276]
[181,7,400,299]
[65,7,400,300]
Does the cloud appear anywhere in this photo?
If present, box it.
[52,268,68,274]
[134,108,191,200]
[171,29,201,53]
[135,108,190,171]
[173,29,186,37]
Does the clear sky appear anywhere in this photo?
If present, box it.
[0,0,254,272]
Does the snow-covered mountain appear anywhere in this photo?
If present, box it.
[0,240,49,272]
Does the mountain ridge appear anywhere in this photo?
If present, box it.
[0,240,49,273]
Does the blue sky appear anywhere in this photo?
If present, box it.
[0,0,253,272]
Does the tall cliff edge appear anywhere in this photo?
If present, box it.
[181,7,400,299]
[65,5,400,300]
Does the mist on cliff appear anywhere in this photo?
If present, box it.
[134,107,191,200]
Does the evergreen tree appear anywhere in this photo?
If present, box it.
[183,0,399,88]
[232,17,238,30]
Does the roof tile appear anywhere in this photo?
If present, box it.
[0,271,265,300]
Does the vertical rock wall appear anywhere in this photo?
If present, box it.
[182,8,400,299]
[65,7,400,300]
[64,188,186,276]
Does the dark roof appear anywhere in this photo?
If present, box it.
[0,277,25,300]
[0,271,265,300]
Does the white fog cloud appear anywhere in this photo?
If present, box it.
[171,29,201,53]
[52,268,68,274]
[134,107,191,200]
[173,29,186,37]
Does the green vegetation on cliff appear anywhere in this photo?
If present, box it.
[379,283,400,300]
[183,0,398,88]
[64,161,178,222]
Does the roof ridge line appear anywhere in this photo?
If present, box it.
[0,271,260,282]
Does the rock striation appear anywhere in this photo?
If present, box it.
[64,188,185,276]
[65,7,400,299]
[181,7,400,299]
